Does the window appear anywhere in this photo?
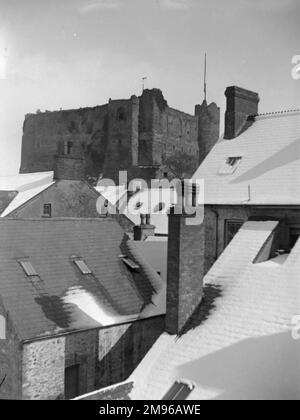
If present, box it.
[162,381,194,400]
[65,364,80,399]
[117,107,125,122]
[43,203,52,217]
[19,260,38,276]
[219,156,242,174]
[224,220,243,247]
[73,259,92,275]
[64,140,73,155]
[121,256,139,271]
[0,315,6,339]
[289,227,300,250]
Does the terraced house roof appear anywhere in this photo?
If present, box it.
[127,221,300,400]
[192,110,300,205]
[0,218,165,341]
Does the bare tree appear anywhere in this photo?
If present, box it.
[163,151,199,180]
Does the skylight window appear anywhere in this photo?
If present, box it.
[162,381,194,400]
[73,259,92,275]
[121,256,139,271]
[219,156,242,174]
[19,260,38,276]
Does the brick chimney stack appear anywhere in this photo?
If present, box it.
[224,86,259,139]
[165,181,204,335]
[133,214,155,241]
[53,140,86,181]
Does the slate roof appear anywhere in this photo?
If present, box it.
[128,221,300,400]
[75,381,134,400]
[0,172,54,217]
[0,218,165,341]
[192,111,300,205]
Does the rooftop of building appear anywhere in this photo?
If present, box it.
[192,109,300,205]
[90,220,300,400]
[0,217,166,341]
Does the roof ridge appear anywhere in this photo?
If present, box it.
[249,108,300,120]
[0,217,114,222]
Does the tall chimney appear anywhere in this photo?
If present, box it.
[133,214,155,241]
[224,86,259,139]
[165,182,204,335]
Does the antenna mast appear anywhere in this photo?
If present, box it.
[142,77,147,91]
[203,53,207,102]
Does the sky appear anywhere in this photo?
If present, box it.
[0,0,299,175]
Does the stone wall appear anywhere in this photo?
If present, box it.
[22,337,65,400]
[8,180,100,218]
[138,89,199,168]
[20,98,136,182]
[97,316,164,389]
[19,89,219,184]
[0,300,22,400]
[19,316,164,400]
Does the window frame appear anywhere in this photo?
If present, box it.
[43,203,52,218]
[162,381,194,400]
[224,219,243,248]
[219,156,242,175]
[73,258,92,275]
[0,315,6,340]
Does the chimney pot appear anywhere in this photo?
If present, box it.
[134,213,155,240]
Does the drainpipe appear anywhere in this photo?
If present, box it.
[210,207,219,260]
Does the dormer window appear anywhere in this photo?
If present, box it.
[73,258,92,275]
[162,381,194,400]
[121,256,139,271]
[19,260,38,276]
[219,156,242,174]
[0,315,6,339]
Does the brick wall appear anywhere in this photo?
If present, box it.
[166,210,205,334]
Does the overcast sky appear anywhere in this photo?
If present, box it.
[0,0,299,175]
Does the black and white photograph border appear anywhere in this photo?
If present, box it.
[0,0,299,403]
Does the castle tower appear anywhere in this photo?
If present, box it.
[195,100,220,164]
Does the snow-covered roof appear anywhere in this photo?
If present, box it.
[0,172,54,217]
[134,238,168,282]
[0,218,165,341]
[128,220,300,400]
[192,111,300,205]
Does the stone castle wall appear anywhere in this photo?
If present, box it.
[20,89,219,183]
